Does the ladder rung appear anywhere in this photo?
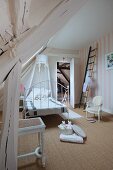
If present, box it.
[89,55,96,58]
[88,62,94,64]
[82,96,87,98]
[87,68,93,71]
[83,90,89,92]
[90,48,97,52]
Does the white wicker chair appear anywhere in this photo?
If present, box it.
[86,96,103,122]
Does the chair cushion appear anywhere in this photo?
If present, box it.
[86,106,99,113]
[72,125,87,138]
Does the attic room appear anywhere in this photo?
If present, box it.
[0,0,113,170]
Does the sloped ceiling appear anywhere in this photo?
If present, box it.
[0,0,87,58]
[0,0,63,54]
[48,0,113,50]
[1,0,89,84]
[0,0,113,57]
[29,0,63,27]
[1,0,113,68]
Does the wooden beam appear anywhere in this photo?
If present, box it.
[58,66,70,70]
[58,68,70,83]
[60,62,70,66]
[0,61,21,170]
[8,0,32,36]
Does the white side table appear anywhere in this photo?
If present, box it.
[18,117,46,167]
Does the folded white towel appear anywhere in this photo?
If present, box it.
[72,125,87,138]
[60,133,83,143]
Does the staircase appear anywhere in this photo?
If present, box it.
[79,45,98,109]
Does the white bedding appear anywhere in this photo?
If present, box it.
[24,88,67,117]
[26,97,66,109]
[24,97,67,117]
[26,87,51,100]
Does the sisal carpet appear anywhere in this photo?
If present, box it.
[18,109,113,170]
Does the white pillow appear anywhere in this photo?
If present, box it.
[72,125,87,138]
[60,133,83,143]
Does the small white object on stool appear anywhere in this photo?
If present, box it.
[58,121,73,135]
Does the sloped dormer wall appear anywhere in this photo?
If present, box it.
[79,31,113,113]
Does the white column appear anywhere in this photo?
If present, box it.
[0,61,21,170]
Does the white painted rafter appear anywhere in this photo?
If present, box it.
[0,61,21,170]
[8,0,32,36]
[0,0,13,46]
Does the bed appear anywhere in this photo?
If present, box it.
[22,87,68,118]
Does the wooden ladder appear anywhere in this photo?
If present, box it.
[79,46,97,109]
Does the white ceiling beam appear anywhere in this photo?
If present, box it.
[8,0,32,36]
[0,50,19,84]
[8,0,16,36]
[0,0,13,45]
[0,61,21,170]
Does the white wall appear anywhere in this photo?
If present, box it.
[74,58,81,104]
[69,57,81,107]
[79,31,113,114]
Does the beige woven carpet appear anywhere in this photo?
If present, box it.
[18,109,113,170]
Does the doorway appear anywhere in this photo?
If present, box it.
[57,62,70,103]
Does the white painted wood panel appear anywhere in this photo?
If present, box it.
[0,61,21,170]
